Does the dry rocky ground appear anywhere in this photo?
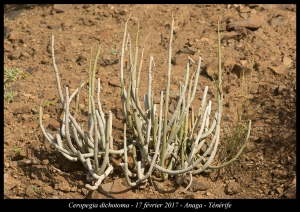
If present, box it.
[3,4,296,202]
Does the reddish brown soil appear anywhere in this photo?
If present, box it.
[4,4,296,200]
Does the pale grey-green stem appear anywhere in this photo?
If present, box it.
[161,15,174,180]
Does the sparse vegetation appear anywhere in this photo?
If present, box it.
[4,67,19,87]
[4,91,16,103]
[109,43,120,58]
[13,146,23,153]
[22,72,30,80]
[43,101,53,107]
[214,58,259,174]
[33,186,40,193]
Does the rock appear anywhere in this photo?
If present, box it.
[264,188,271,195]
[119,8,129,16]
[42,114,50,120]
[14,105,31,115]
[228,14,263,30]
[76,54,88,65]
[205,60,223,80]
[4,174,21,190]
[43,185,55,195]
[96,70,108,82]
[53,175,71,192]
[31,179,45,187]
[261,5,277,10]
[177,46,196,55]
[250,83,259,94]
[235,26,248,37]
[231,64,252,78]
[21,51,31,58]
[240,6,251,13]
[268,65,286,75]
[276,187,284,196]
[101,178,136,199]
[4,162,10,168]
[9,50,21,60]
[42,159,49,165]
[26,67,38,74]
[8,30,18,41]
[284,187,296,199]
[99,76,108,85]
[4,26,10,38]
[171,55,178,65]
[199,142,212,155]
[17,158,38,166]
[12,148,27,160]
[4,43,13,53]
[269,16,284,28]
[9,161,18,168]
[25,185,37,197]
[183,180,209,192]
[205,191,212,196]
[283,56,293,67]
[90,190,107,199]
[44,118,60,131]
[108,78,121,87]
[168,101,175,113]
[225,181,241,195]
[277,4,296,11]
[222,25,248,43]
[81,187,89,196]
[70,185,77,192]
[169,89,179,100]
[291,176,296,187]
[32,43,43,54]
[53,4,69,13]
[274,85,287,95]
[21,114,32,121]
[194,194,206,198]
[221,31,240,43]
[69,76,82,87]
[246,4,261,8]
[110,156,122,173]
[6,9,24,20]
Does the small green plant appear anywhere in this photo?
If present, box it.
[13,146,23,153]
[22,72,30,80]
[109,43,120,58]
[33,186,40,193]
[216,58,256,169]
[43,101,53,107]
[224,118,248,158]
[4,91,16,102]
[4,67,19,87]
